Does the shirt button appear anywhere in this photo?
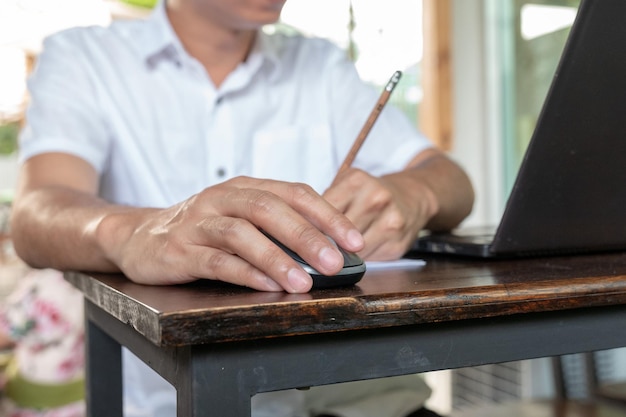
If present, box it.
[216,168,227,178]
[216,96,223,105]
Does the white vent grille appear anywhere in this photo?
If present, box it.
[451,349,625,410]
[452,361,523,409]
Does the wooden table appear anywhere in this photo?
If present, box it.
[66,252,626,417]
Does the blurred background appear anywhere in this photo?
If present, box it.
[2,0,626,415]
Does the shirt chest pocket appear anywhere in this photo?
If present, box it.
[251,124,336,194]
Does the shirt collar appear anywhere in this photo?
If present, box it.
[244,30,282,82]
[131,1,282,80]
[136,0,186,70]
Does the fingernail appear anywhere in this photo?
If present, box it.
[319,246,343,270]
[288,268,311,293]
[347,229,364,248]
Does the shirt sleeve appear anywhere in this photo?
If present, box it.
[19,28,111,173]
[322,42,433,176]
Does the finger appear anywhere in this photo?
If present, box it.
[195,216,315,293]
[360,236,413,261]
[341,186,385,233]
[250,179,364,253]
[326,171,393,235]
[323,173,354,214]
[210,186,359,275]
[189,246,288,292]
[122,235,285,291]
[359,209,415,261]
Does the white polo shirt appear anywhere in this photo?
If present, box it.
[20,4,430,204]
[19,3,433,417]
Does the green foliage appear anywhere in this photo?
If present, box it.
[119,0,157,8]
[0,122,19,155]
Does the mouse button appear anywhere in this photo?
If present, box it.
[280,244,306,264]
[325,235,363,266]
[310,267,365,288]
[339,249,364,267]
[261,230,307,264]
[336,262,366,276]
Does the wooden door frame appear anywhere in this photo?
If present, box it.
[421,0,453,151]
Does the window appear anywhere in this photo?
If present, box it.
[278,0,425,136]
[492,0,580,193]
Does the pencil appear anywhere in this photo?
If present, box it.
[334,70,403,180]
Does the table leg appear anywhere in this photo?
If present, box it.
[83,297,626,417]
[85,317,123,417]
[85,300,254,417]
[175,348,253,417]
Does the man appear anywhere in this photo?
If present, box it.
[10,0,474,415]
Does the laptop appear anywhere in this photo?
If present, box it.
[412,0,626,258]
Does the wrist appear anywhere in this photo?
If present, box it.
[93,207,154,269]
[417,181,440,223]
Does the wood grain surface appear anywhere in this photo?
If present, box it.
[66,252,626,347]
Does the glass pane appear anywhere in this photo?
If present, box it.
[277,0,424,126]
[495,0,581,194]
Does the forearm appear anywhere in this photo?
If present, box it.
[10,186,139,273]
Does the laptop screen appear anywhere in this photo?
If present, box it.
[491,0,626,255]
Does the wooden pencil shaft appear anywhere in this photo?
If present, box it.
[335,71,402,178]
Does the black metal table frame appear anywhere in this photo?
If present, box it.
[85,299,626,417]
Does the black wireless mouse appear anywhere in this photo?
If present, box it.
[262,231,366,289]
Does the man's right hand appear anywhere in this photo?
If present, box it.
[98,176,364,292]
